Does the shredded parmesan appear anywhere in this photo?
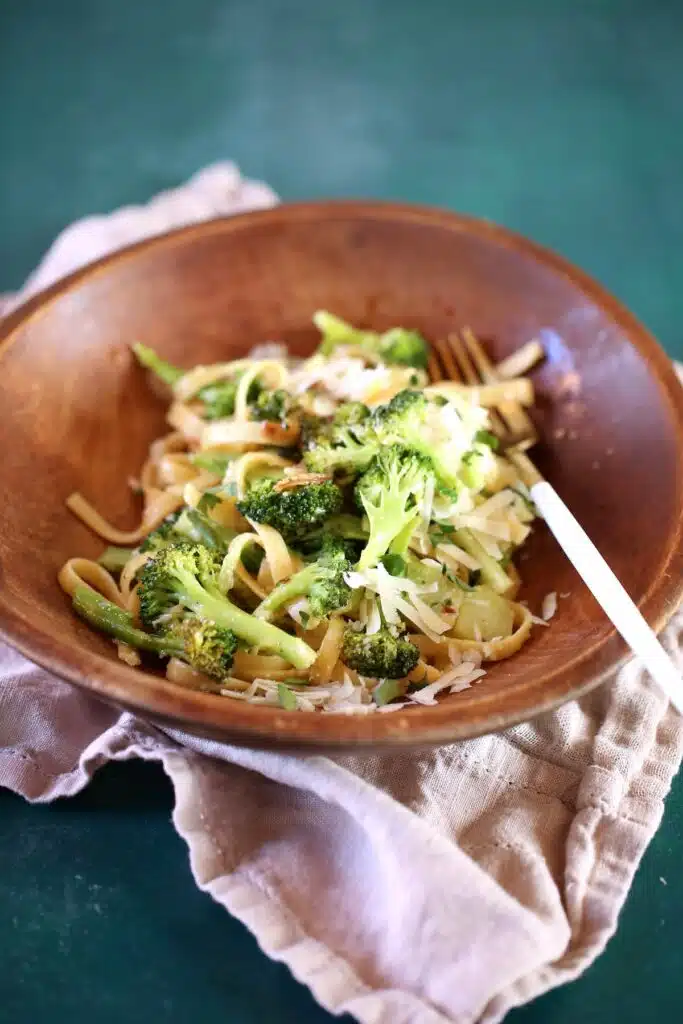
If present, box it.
[541,591,558,621]
[437,542,481,573]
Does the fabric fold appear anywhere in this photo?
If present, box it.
[1,164,682,1024]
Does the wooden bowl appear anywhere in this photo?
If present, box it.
[1,202,682,749]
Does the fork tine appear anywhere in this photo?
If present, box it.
[427,351,445,383]
[459,328,538,444]
[447,331,508,437]
[445,333,479,384]
[461,326,496,383]
[432,336,464,383]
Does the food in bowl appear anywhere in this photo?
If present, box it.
[60,310,550,712]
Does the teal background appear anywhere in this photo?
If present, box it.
[1,0,682,1021]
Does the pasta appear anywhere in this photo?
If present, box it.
[61,313,548,713]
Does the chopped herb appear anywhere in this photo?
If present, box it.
[277,683,298,710]
[299,610,310,628]
[197,489,222,513]
[382,552,406,576]
[511,487,537,515]
[475,429,500,450]
[241,544,265,575]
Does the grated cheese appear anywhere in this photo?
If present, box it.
[453,514,512,542]
[541,591,558,621]
[437,542,481,573]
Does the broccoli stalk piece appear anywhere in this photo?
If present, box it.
[72,585,238,680]
[313,311,428,369]
[73,584,180,654]
[131,343,261,418]
[453,528,513,595]
[137,542,316,669]
[354,446,432,570]
[236,478,343,545]
[173,507,237,552]
[199,373,264,420]
[254,539,352,621]
[97,546,135,573]
[132,343,184,386]
[190,451,234,476]
[341,626,420,679]
[140,507,236,554]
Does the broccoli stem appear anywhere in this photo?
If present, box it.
[453,529,513,595]
[97,546,135,573]
[357,508,420,571]
[73,585,182,655]
[373,678,408,706]
[253,564,318,621]
[174,567,316,669]
[132,343,184,386]
[174,508,237,552]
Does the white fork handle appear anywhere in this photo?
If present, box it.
[531,480,683,713]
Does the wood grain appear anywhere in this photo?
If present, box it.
[1,202,682,749]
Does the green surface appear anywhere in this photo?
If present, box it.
[1,0,682,1021]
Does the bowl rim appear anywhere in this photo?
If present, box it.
[2,199,682,748]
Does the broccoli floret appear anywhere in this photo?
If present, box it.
[137,542,316,669]
[254,537,352,621]
[249,388,294,424]
[313,311,428,369]
[377,328,429,369]
[373,389,464,491]
[374,388,497,493]
[294,513,369,560]
[302,414,381,477]
[354,446,433,570]
[165,617,239,678]
[341,627,420,679]
[139,510,183,552]
[332,402,370,427]
[236,478,343,544]
[72,585,237,680]
[132,343,184,386]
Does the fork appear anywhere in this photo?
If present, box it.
[430,330,683,714]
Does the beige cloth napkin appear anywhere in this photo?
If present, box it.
[2,163,682,1024]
